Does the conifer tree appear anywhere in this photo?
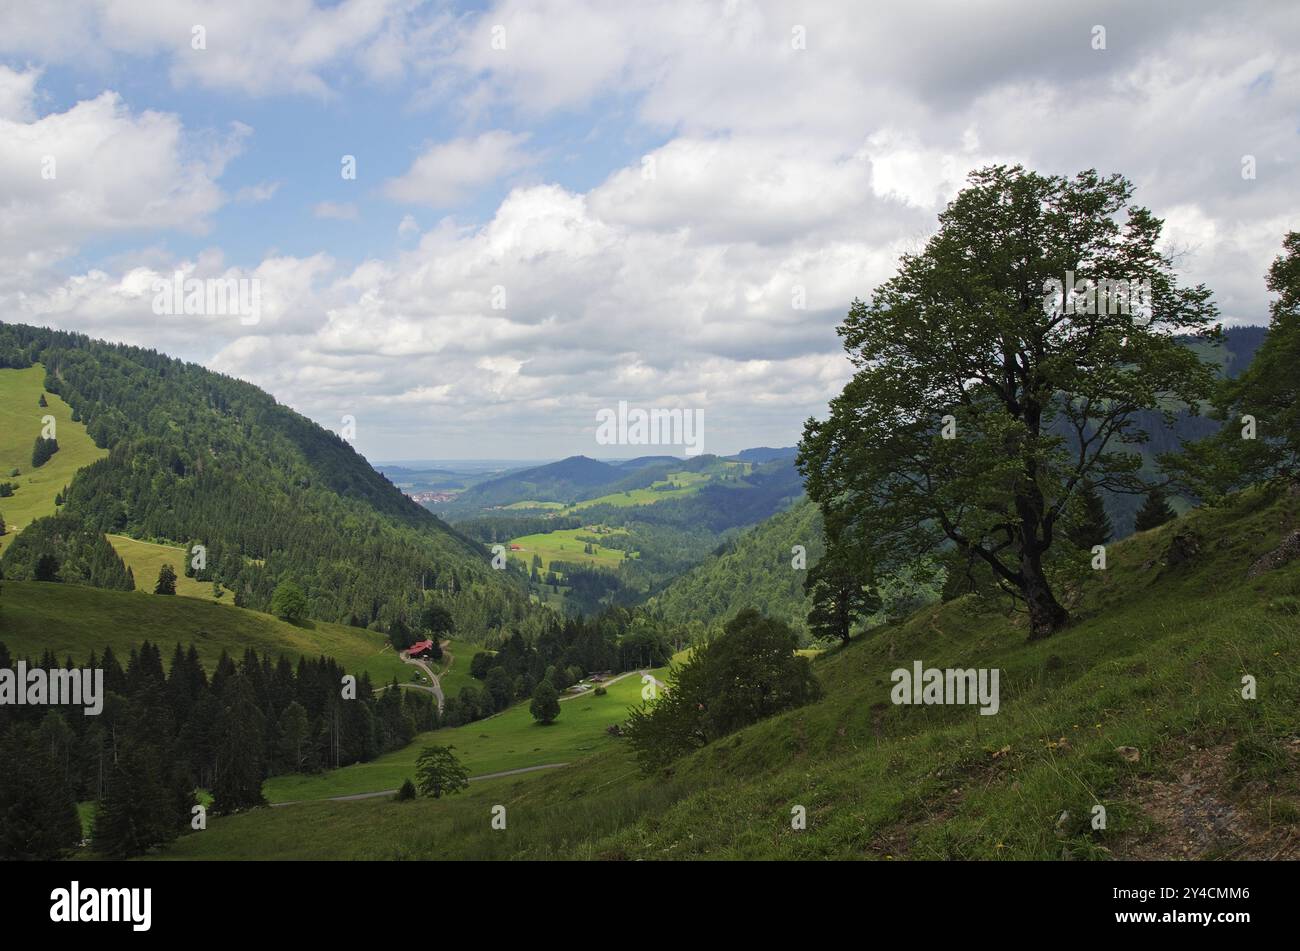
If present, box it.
[1134,485,1177,532]
[154,564,178,595]
[1066,480,1113,549]
[212,674,267,813]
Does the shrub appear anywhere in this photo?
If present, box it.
[625,608,821,771]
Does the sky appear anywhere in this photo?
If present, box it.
[1,0,1297,461]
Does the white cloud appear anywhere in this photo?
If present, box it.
[383,130,534,208]
[0,80,241,295]
[0,63,40,121]
[0,0,410,97]
[5,0,1300,457]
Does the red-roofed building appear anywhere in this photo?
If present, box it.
[408,639,434,657]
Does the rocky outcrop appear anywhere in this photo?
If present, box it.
[1247,529,1300,578]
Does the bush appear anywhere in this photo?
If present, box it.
[395,779,417,802]
[271,580,307,623]
[530,679,561,725]
[625,608,821,771]
[594,685,607,696]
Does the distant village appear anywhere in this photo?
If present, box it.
[407,490,456,505]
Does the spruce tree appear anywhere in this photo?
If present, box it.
[211,674,267,813]
[0,726,82,860]
[1134,485,1177,532]
[154,563,178,595]
[1066,480,1113,549]
[91,737,176,858]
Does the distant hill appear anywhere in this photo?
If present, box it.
[729,446,798,464]
[611,455,682,468]
[0,322,531,636]
[442,455,624,514]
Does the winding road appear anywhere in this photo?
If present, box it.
[376,639,451,713]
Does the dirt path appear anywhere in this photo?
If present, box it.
[559,668,665,702]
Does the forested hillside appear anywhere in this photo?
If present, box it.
[649,498,824,641]
[0,323,532,636]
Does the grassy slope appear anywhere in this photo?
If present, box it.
[264,667,665,802]
[0,580,409,683]
[508,527,631,573]
[435,639,490,698]
[158,489,1300,860]
[107,534,233,600]
[0,365,107,553]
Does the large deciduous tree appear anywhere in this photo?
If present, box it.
[799,166,1219,639]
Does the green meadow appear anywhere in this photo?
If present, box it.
[0,580,410,683]
[107,534,234,601]
[508,526,632,572]
[0,365,107,553]
[264,666,665,802]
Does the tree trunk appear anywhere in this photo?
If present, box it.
[1022,551,1068,640]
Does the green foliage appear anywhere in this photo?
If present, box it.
[154,563,178,595]
[800,165,1219,640]
[31,436,58,468]
[414,745,469,799]
[1065,479,1113,549]
[395,778,417,802]
[419,601,455,636]
[1165,232,1300,500]
[270,581,307,623]
[211,674,268,814]
[387,615,413,650]
[0,724,82,859]
[652,498,823,642]
[91,738,182,857]
[0,513,133,589]
[804,526,882,643]
[530,678,561,725]
[625,608,821,770]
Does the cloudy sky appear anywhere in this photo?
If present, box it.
[2,0,1297,461]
